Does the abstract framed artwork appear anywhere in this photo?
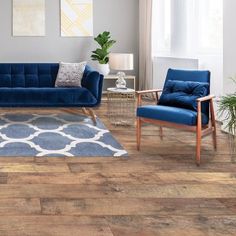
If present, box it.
[13,0,45,37]
[61,0,93,37]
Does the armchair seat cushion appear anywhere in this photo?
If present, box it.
[137,105,209,126]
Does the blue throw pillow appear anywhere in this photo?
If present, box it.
[158,80,209,111]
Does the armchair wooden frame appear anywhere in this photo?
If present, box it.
[136,89,217,166]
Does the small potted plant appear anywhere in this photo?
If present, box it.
[219,77,236,157]
[91,31,116,75]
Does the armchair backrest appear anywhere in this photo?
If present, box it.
[164,69,211,120]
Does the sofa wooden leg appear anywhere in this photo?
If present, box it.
[137,118,141,151]
[82,107,89,116]
[88,108,97,125]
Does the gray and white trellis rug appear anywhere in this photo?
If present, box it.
[0,112,128,157]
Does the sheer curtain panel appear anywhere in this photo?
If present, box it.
[139,0,153,90]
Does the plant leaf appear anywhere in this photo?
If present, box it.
[91,31,116,64]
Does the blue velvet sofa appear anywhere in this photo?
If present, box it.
[0,63,103,108]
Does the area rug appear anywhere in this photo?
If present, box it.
[0,112,128,157]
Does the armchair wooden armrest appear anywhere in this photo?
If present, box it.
[197,94,215,103]
[136,89,163,95]
[196,94,215,124]
[136,89,163,106]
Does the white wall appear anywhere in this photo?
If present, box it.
[153,56,199,89]
[224,0,236,94]
[0,0,139,78]
[198,55,223,97]
[153,55,223,99]
[218,0,236,131]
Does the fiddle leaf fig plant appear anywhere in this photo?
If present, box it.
[91,31,116,64]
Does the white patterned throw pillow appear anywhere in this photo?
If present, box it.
[55,62,87,87]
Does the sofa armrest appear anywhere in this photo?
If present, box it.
[81,68,104,103]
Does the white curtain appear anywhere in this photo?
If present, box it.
[139,0,153,90]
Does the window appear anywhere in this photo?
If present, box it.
[152,0,223,56]
[197,0,223,53]
[152,0,171,55]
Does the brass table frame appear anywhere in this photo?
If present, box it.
[107,88,136,126]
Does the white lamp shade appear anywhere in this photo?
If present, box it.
[109,53,134,71]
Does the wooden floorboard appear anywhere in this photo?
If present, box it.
[0,216,113,236]
[0,103,235,235]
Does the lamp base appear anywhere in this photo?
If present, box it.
[116,72,127,89]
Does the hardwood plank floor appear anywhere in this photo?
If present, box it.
[0,102,235,236]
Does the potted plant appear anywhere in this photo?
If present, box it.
[219,77,236,158]
[91,31,116,75]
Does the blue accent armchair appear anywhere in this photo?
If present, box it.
[136,69,217,165]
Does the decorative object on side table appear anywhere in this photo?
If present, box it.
[219,77,236,160]
[107,87,136,126]
[109,53,134,89]
[103,74,136,94]
[91,31,116,75]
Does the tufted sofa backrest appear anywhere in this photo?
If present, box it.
[0,63,60,88]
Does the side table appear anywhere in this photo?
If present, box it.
[103,75,136,94]
[107,87,136,126]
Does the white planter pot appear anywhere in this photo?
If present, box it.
[96,63,110,76]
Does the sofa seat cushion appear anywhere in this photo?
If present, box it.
[137,105,209,126]
[0,88,97,107]
[159,80,209,111]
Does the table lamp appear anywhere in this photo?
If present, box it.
[109,53,134,89]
